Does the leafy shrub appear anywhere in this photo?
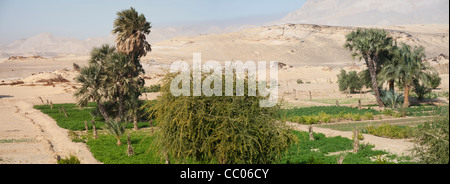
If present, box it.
[413,80,432,101]
[380,90,404,108]
[411,113,449,164]
[362,112,374,120]
[382,109,395,116]
[58,155,81,164]
[147,72,296,164]
[428,72,441,89]
[337,69,363,93]
[351,114,362,121]
[365,124,413,139]
[296,79,304,84]
[318,112,331,123]
[141,84,161,93]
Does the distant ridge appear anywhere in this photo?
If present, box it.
[275,0,449,26]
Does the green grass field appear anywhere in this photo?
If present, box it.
[34,102,153,131]
[317,117,430,132]
[35,103,414,164]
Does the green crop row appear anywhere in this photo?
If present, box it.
[287,112,375,124]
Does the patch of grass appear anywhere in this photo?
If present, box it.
[404,106,448,117]
[34,102,154,131]
[0,138,37,143]
[86,131,207,164]
[317,117,429,132]
[280,106,380,118]
[281,106,380,124]
[57,155,81,164]
[363,124,413,139]
[306,98,374,105]
[141,84,161,93]
[281,131,389,164]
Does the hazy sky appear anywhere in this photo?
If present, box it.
[0,0,306,44]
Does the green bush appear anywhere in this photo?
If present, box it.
[413,80,432,101]
[58,155,81,164]
[428,72,441,89]
[380,90,404,108]
[365,124,413,139]
[337,69,363,93]
[411,113,449,164]
[382,109,395,116]
[147,72,296,164]
[296,79,304,84]
[351,114,362,121]
[318,112,331,123]
[141,84,161,93]
[362,112,374,120]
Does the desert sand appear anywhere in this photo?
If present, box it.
[0,23,448,163]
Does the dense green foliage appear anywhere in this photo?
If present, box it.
[280,106,380,118]
[364,124,413,139]
[146,72,296,164]
[380,90,404,108]
[344,28,396,108]
[282,131,389,164]
[34,103,152,131]
[85,130,395,164]
[57,155,81,164]
[337,69,363,93]
[141,84,161,93]
[404,106,449,117]
[412,113,449,164]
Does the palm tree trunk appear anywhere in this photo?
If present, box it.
[389,80,395,93]
[116,137,122,146]
[368,66,385,108]
[403,85,410,108]
[133,114,138,131]
[97,101,110,121]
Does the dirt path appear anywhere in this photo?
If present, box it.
[0,93,100,164]
[287,122,415,156]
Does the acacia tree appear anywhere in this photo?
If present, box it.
[112,7,151,130]
[344,28,395,108]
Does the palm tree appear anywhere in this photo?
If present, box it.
[344,28,394,108]
[102,52,144,129]
[74,45,116,121]
[383,43,431,108]
[112,7,151,61]
[378,42,400,93]
[104,119,126,146]
[112,7,150,130]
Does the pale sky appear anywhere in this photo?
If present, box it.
[0,0,306,44]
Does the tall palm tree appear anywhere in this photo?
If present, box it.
[382,43,431,108]
[103,52,144,122]
[344,28,394,108]
[112,7,151,61]
[112,7,150,130]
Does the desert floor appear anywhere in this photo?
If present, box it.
[0,55,448,164]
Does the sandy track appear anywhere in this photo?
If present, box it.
[287,122,415,156]
[0,94,100,164]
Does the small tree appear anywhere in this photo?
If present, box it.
[146,72,296,164]
[104,119,126,146]
[337,69,363,95]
